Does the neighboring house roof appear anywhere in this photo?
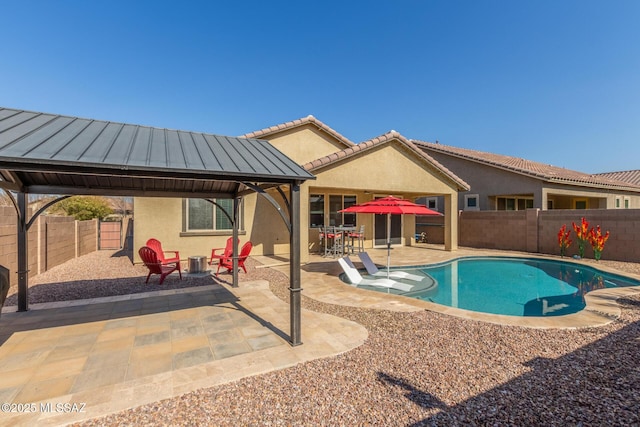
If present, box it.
[0,107,314,197]
[593,170,640,186]
[241,115,355,148]
[303,131,470,191]
[412,140,640,192]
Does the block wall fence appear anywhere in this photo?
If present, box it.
[0,206,98,281]
[419,208,640,262]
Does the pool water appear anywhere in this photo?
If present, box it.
[376,257,639,317]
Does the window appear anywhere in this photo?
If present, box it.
[615,197,621,208]
[464,194,479,211]
[329,195,356,226]
[310,194,325,227]
[311,194,356,227]
[497,197,533,211]
[624,197,630,209]
[425,197,437,211]
[547,200,554,210]
[185,198,236,231]
[574,199,588,210]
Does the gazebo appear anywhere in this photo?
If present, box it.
[0,107,314,346]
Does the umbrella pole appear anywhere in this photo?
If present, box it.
[386,213,391,279]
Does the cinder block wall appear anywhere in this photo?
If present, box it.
[538,209,640,262]
[459,209,640,262]
[78,219,98,256]
[459,210,529,251]
[0,207,99,281]
[42,217,76,270]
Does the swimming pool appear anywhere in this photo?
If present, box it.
[354,257,640,317]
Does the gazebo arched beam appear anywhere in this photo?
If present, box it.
[241,182,291,233]
[26,195,71,230]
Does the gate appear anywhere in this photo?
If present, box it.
[99,220,122,249]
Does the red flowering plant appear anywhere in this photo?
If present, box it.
[572,217,589,258]
[557,225,572,258]
[588,225,610,261]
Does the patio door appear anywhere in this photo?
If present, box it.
[373,196,401,247]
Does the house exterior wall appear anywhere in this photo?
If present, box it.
[303,143,460,253]
[423,149,640,210]
[424,151,544,210]
[263,125,349,165]
[133,137,462,263]
[134,197,250,264]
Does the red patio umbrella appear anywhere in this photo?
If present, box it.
[339,196,442,278]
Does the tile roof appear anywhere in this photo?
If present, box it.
[412,140,640,192]
[593,170,640,186]
[303,131,470,191]
[241,115,355,148]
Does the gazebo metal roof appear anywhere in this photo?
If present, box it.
[0,106,310,346]
[0,107,314,197]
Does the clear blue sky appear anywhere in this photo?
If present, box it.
[1,1,639,173]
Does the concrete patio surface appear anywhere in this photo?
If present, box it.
[1,244,639,426]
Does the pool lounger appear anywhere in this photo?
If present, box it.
[338,257,414,292]
[358,252,424,282]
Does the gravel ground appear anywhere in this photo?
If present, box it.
[4,250,288,306]
[5,250,640,426]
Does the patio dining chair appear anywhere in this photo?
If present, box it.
[349,225,365,253]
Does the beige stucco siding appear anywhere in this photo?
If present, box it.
[134,196,258,264]
[134,129,463,265]
[265,126,350,165]
[311,143,459,195]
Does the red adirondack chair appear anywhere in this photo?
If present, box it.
[139,246,182,285]
[146,238,182,272]
[209,237,239,266]
[217,241,253,275]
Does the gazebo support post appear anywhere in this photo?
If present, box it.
[289,182,302,346]
[17,192,28,312]
[232,196,240,288]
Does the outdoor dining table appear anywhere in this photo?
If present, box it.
[321,226,356,257]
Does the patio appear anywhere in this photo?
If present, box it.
[1,245,639,425]
[0,253,367,426]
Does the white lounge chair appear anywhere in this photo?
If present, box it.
[358,252,424,282]
[338,257,414,292]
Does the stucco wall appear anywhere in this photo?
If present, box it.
[133,133,462,262]
[423,150,640,210]
[265,125,349,165]
[425,152,544,210]
[312,143,458,195]
[133,197,250,264]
